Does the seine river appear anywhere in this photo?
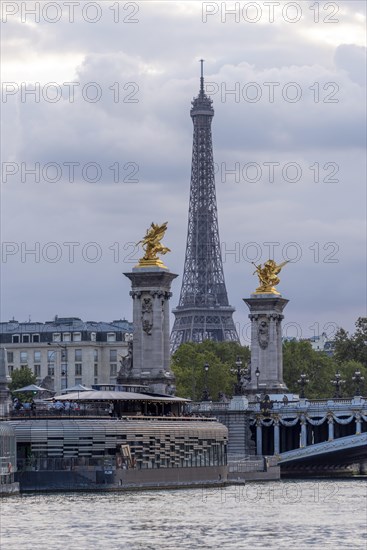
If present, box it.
[2,480,366,549]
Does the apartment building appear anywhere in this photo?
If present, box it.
[0,316,133,393]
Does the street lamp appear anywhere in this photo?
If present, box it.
[230,356,249,396]
[352,370,365,396]
[297,373,309,399]
[48,342,68,390]
[202,362,210,401]
[331,371,345,399]
[255,367,260,390]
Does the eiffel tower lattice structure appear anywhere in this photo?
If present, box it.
[170,61,239,353]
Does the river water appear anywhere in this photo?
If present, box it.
[1,480,366,549]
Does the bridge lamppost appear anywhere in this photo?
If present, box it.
[297,373,309,399]
[352,370,365,396]
[48,342,68,390]
[331,371,345,399]
[202,362,210,401]
[230,356,249,396]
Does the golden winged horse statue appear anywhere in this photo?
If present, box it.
[137,222,171,268]
[252,259,288,294]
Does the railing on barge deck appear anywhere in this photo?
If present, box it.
[6,409,217,421]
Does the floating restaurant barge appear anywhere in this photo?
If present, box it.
[0,422,19,494]
[9,417,227,492]
[4,390,228,492]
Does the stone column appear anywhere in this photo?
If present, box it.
[328,415,334,441]
[256,419,263,456]
[163,293,172,371]
[274,418,280,455]
[355,413,362,435]
[243,294,289,393]
[124,266,178,394]
[300,416,307,448]
[151,291,164,369]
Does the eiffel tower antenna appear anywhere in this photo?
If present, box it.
[170,63,239,353]
[200,59,204,92]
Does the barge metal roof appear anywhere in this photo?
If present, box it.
[53,390,190,402]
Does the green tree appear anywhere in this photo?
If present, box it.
[333,360,367,398]
[283,340,336,399]
[9,367,37,402]
[283,338,367,399]
[334,317,367,365]
[171,341,250,400]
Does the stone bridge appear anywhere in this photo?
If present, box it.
[190,397,367,474]
[279,432,367,464]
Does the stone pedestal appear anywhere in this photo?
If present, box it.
[228,395,249,411]
[124,266,178,394]
[243,294,289,394]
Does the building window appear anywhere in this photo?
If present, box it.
[110,364,117,377]
[48,365,54,376]
[73,332,81,342]
[94,349,98,361]
[75,349,82,362]
[20,351,28,363]
[32,334,40,343]
[75,377,82,385]
[110,349,117,362]
[107,332,116,342]
[75,363,82,376]
[34,351,41,362]
[34,365,41,377]
[12,335,19,343]
[7,352,14,363]
[63,332,71,342]
[94,364,98,377]
[53,333,61,342]
[22,334,30,343]
[8,365,14,374]
[91,332,97,342]
[47,350,55,362]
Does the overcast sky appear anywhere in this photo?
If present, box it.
[1,0,366,344]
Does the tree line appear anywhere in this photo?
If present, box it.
[170,318,366,400]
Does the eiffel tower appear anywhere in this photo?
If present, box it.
[170,61,239,353]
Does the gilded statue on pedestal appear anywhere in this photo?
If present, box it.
[136,222,171,268]
[252,259,288,294]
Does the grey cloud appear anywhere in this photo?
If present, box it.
[334,44,367,86]
[2,1,366,337]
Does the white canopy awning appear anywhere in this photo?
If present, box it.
[52,390,190,403]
